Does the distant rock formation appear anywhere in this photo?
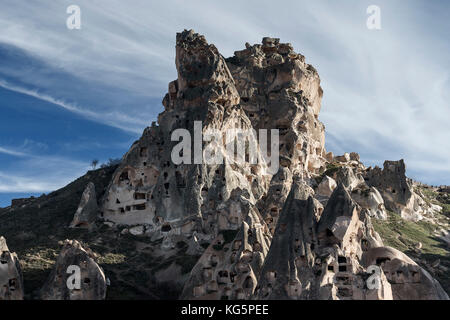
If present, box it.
[364,160,432,221]
[70,182,99,228]
[93,30,447,300]
[362,247,449,300]
[39,240,106,300]
[0,237,24,300]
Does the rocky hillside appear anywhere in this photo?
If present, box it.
[0,30,448,300]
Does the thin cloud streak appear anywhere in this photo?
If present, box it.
[0,79,146,134]
[0,146,27,157]
[0,0,448,186]
[0,145,90,193]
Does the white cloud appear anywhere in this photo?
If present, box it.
[0,172,71,193]
[0,79,146,134]
[0,145,90,193]
[0,0,448,185]
[0,146,27,157]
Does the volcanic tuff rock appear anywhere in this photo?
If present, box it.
[364,160,433,221]
[0,237,24,300]
[0,30,446,300]
[70,182,99,229]
[100,30,327,244]
[39,240,107,300]
[362,246,449,300]
[255,183,393,300]
[95,30,448,300]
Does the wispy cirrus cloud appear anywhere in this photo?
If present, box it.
[0,146,27,157]
[0,0,448,195]
[0,172,70,193]
[0,144,89,193]
[0,79,147,134]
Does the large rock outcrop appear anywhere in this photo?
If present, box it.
[95,30,447,300]
[365,160,432,221]
[180,207,271,300]
[255,183,391,300]
[362,246,449,300]
[100,30,326,253]
[39,240,107,300]
[226,36,326,176]
[0,237,24,300]
[70,182,99,228]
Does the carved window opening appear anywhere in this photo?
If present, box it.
[230,271,237,283]
[133,203,146,211]
[243,276,253,289]
[164,183,170,196]
[338,288,352,297]
[119,170,129,182]
[175,171,186,188]
[161,224,172,232]
[376,257,390,265]
[218,270,228,278]
[8,278,16,290]
[1,253,9,265]
[134,193,146,200]
[210,254,218,267]
[140,147,148,157]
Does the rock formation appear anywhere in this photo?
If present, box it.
[0,237,24,300]
[70,182,99,228]
[255,182,393,300]
[40,240,107,300]
[364,160,432,221]
[362,246,449,300]
[91,30,447,300]
[317,175,337,198]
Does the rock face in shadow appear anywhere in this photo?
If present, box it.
[96,30,447,300]
[99,29,327,291]
[70,182,99,229]
[0,237,24,300]
[364,160,431,221]
[255,183,393,300]
[39,240,106,300]
[180,208,271,300]
[362,246,449,300]
[100,30,267,242]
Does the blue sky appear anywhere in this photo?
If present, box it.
[0,0,449,207]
